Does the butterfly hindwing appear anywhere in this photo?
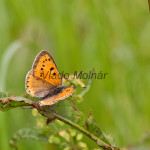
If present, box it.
[32,50,62,86]
[25,71,55,97]
[38,87,75,106]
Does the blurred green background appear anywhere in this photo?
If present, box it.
[0,0,149,150]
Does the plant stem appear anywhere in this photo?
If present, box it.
[51,112,115,150]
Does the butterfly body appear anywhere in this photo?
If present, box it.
[25,50,75,106]
[42,86,67,99]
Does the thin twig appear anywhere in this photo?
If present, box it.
[79,78,93,97]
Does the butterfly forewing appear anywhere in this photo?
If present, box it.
[32,50,62,86]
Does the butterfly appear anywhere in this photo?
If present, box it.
[25,50,75,106]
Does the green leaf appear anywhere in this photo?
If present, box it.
[0,91,120,149]
[0,92,33,111]
[10,128,49,149]
[40,100,119,149]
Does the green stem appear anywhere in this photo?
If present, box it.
[37,106,115,150]
[51,112,114,150]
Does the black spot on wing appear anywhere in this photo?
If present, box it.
[50,67,54,71]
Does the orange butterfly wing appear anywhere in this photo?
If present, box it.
[25,50,75,104]
[38,87,75,106]
[25,71,55,97]
[32,50,62,86]
[26,50,62,97]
